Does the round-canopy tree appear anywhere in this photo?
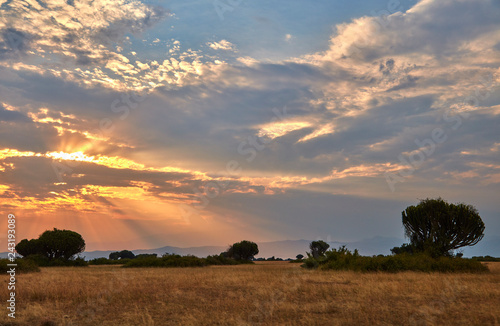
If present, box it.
[38,228,86,260]
[227,240,259,260]
[402,198,485,257]
[15,239,42,257]
[109,250,135,260]
[16,228,86,260]
[309,240,330,258]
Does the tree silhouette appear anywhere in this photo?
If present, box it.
[15,239,41,257]
[109,250,135,260]
[309,240,330,258]
[16,228,85,260]
[109,252,120,260]
[227,240,259,260]
[402,198,485,257]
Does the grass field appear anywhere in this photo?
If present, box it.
[1,262,499,325]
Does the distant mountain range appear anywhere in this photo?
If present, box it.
[2,236,498,260]
[77,237,406,260]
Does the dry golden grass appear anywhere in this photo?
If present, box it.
[1,261,499,325]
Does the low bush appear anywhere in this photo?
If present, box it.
[89,257,131,265]
[122,253,253,268]
[471,256,500,262]
[302,246,488,273]
[205,254,251,265]
[24,254,88,267]
[123,254,206,268]
[0,258,40,273]
[289,259,303,264]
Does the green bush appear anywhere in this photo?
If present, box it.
[471,256,500,262]
[24,254,88,267]
[0,258,40,273]
[123,254,206,268]
[89,257,130,265]
[122,253,253,268]
[289,259,304,263]
[205,254,247,265]
[302,246,488,273]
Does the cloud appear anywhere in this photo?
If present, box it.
[0,0,168,90]
[323,0,500,62]
[0,103,30,122]
[207,40,235,51]
[0,28,33,60]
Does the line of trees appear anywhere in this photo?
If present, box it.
[14,197,488,271]
[302,198,487,272]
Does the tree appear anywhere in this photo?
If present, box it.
[109,250,136,260]
[402,198,485,257]
[15,239,42,257]
[38,228,86,260]
[16,228,86,261]
[227,240,259,260]
[390,243,415,255]
[309,240,330,258]
[109,252,120,260]
[296,254,304,260]
[120,250,136,259]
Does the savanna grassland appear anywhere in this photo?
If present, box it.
[1,262,499,326]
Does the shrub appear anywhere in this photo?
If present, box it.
[471,256,500,262]
[302,246,488,273]
[0,258,40,273]
[123,254,206,268]
[89,258,130,265]
[205,254,251,265]
[122,253,253,268]
[24,255,88,267]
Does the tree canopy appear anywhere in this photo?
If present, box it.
[109,250,136,260]
[401,198,485,257]
[16,228,85,261]
[15,239,42,257]
[309,240,330,258]
[226,240,259,260]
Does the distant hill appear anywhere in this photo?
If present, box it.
[70,237,406,260]
[2,236,498,260]
[461,235,500,257]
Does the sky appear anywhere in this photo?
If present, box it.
[0,0,499,252]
